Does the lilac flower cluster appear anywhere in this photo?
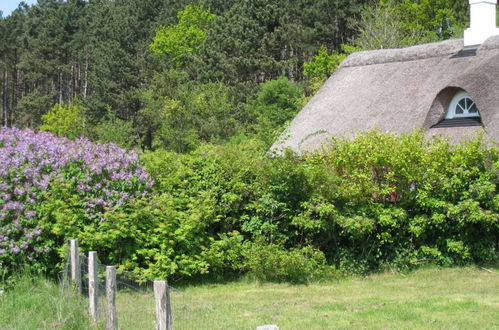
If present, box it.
[0,127,152,268]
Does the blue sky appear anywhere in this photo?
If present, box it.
[1,0,37,17]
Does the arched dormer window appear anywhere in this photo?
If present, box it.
[428,88,483,129]
[446,91,480,119]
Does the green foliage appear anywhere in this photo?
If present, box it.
[0,0,471,143]
[201,0,368,84]
[300,131,499,271]
[133,141,266,278]
[83,0,157,121]
[4,124,498,283]
[303,46,345,81]
[150,5,216,64]
[40,102,86,139]
[241,241,327,283]
[87,131,496,281]
[303,45,358,93]
[92,110,136,149]
[355,0,468,49]
[354,2,412,49]
[248,77,304,146]
[90,140,316,280]
[387,0,463,39]
[0,1,493,285]
[36,172,152,271]
[141,70,239,152]
[0,0,374,146]
[252,77,303,126]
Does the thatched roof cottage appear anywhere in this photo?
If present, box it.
[272,0,499,154]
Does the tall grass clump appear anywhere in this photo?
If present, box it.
[0,275,90,329]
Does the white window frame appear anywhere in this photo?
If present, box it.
[446,91,480,119]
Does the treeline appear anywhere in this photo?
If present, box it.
[0,0,366,146]
[0,0,472,152]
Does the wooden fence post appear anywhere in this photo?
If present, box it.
[106,266,118,330]
[88,251,98,323]
[154,280,172,330]
[70,239,81,294]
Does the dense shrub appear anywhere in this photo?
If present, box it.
[113,131,495,281]
[116,141,267,279]
[299,131,499,271]
[95,140,312,281]
[247,77,305,146]
[0,128,152,279]
[40,102,87,139]
[2,127,497,283]
[240,240,327,283]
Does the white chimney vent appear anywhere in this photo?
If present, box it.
[464,0,499,46]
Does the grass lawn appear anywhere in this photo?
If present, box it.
[1,266,498,329]
[115,266,499,329]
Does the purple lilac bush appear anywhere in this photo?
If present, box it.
[0,127,152,277]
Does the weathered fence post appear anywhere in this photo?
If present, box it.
[154,280,173,330]
[106,266,118,330]
[88,251,99,323]
[70,239,81,294]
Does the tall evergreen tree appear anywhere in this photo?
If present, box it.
[0,0,372,148]
[0,4,28,126]
[200,0,368,85]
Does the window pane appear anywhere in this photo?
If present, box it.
[455,104,464,114]
[469,103,478,113]
[458,99,466,109]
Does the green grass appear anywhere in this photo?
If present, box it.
[0,275,90,330]
[1,267,498,329]
[160,266,499,329]
[115,290,156,329]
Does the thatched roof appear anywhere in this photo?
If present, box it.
[271,36,499,154]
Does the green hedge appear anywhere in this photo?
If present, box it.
[298,131,498,272]
[27,131,499,283]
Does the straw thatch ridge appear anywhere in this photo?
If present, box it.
[271,36,499,155]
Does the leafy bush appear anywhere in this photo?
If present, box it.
[241,240,327,283]
[299,131,499,271]
[40,102,87,139]
[248,77,304,146]
[111,131,498,280]
[150,5,216,64]
[0,127,152,278]
[141,71,239,152]
[353,0,468,50]
[121,141,265,279]
[303,45,358,93]
[2,127,497,283]
[91,111,137,148]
